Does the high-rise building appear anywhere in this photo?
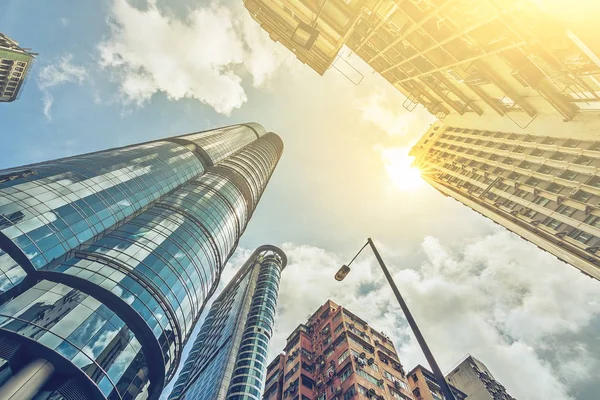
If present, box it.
[263,300,413,400]
[0,33,36,102]
[168,245,287,400]
[0,123,283,400]
[406,365,466,400]
[244,0,600,135]
[410,120,600,280]
[446,355,515,400]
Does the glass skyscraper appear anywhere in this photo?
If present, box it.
[0,123,283,400]
[168,245,286,400]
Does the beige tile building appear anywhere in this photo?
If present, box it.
[410,120,600,280]
[244,0,600,135]
[446,356,515,400]
[0,33,36,102]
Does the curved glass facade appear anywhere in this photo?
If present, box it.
[0,141,203,293]
[0,123,282,400]
[169,246,286,400]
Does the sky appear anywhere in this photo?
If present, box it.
[1,1,599,399]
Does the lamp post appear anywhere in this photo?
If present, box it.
[335,238,456,400]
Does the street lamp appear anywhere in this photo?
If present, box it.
[335,238,456,400]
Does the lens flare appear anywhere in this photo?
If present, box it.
[378,146,424,191]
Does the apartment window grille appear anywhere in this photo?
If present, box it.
[572,190,592,202]
[556,205,577,217]
[526,177,541,186]
[584,215,600,228]
[574,156,593,166]
[568,230,595,244]
[533,196,550,206]
[543,218,563,230]
[522,209,537,218]
[546,183,565,194]
[560,170,578,181]
[537,164,553,174]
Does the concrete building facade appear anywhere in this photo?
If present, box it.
[0,123,282,399]
[263,300,413,400]
[406,365,465,400]
[0,33,35,102]
[446,355,515,400]
[168,246,287,400]
[244,0,600,136]
[410,120,600,280]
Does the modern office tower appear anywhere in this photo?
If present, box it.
[0,123,283,400]
[446,355,515,400]
[263,300,413,400]
[406,365,466,400]
[0,33,36,102]
[409,121,600,280]
[168,245,287,400]
[244,0,600,134]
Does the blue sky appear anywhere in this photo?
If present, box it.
[2,1,600,399]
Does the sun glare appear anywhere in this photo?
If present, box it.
[378,147,424,191]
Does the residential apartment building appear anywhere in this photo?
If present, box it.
[0,32,36,102]
[244,0,600,135]
[0,123,282,399]
[263,300,413,400]
[446,355,515,400]
[169,246,287,400]
[410,120,600,280]
[406,365,466,400]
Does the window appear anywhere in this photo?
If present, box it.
[586,176,600,188]
[530,148,544,156]
[301,374,314,389]
[343,386,356,400]
[514,189,527,198]
[584,215,600,228]
[370,363,379,372]
[532,196,550,206]
[537,164,553,174]
[334,323,344,335]
[526,177,541,186]
[556,205,577,217]
[338,350,350,365]
[550,152,567,161]
[522,208,537,218]
[391,389,410,399]
[546,183,564,194]
[357,385,369,396]
[542,136,556,145]
[561,170,578,181]
[572,190,592,202]
[574,156,593,166]
[543,218,562,230]
[568,230,595,244]
[383,370,395,381]
[357,369,383,387]
[339,365,352,383]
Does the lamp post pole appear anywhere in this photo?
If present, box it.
[337,238,456,400]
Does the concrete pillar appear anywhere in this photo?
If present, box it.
[0,359,55,400]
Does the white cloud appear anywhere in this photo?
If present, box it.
[356,91,435,137]
[98,0,289,115]
[37,54,87,119]
[265,232,600,400]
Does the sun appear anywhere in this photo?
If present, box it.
[378,147,424,191]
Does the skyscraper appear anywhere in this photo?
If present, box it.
[406,365,466,400]
[264,300,413,400]
[169,245,287,400]
[410,121,600,280]
[446,355,515,400]
[0,33,36,102]
[244,0,600,134]
[0,123,283,400]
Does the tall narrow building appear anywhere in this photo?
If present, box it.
[0,123,283,400]
[410,121,600,280]
[264,300,413,400]
[244,0,600,135]
[446,355,515,400]
[169,245,287,400]
[0,33,36,102]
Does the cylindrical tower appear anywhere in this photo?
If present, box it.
[0,124,283,400]
[169,245,287,400]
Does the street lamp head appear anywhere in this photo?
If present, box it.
[335,265,351,281]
